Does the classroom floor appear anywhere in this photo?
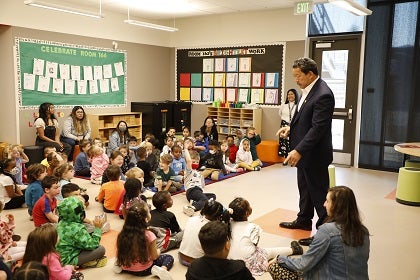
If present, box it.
[6,164,420,279]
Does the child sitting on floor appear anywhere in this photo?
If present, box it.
[24,163,47,220]
[87,144,109,185]
[220,139,243,173]
[0,201,26,262]
[199,140,227,181]
[137,147,154,188]
[148,191,184,253]
[22,223,84,280]
[227,197,303,276]
[6,145,29,185]
[96,165,125,213]
[74,139,91,177]
[114,201,174,279]
[155,154,181,193]
[182,143,216,217]
[186,221,255,280]
[32,175,60,227]
[236,139,261,171]
[170,145,186,183]
[243,127,262,167]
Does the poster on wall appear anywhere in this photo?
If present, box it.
[16,37,127,109]
[176,43,284,105]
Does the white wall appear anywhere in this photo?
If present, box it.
[1,1,307,144]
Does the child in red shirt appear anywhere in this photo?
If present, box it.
[32,175,60,227]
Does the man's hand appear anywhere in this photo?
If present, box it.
[276,126,290,138]
[284,149,302,167]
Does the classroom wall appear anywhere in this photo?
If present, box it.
[1,2,307,145]
[0,26,173,146]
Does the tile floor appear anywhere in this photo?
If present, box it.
[5,164,420,279]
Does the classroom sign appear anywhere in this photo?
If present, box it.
[16,37,127,109]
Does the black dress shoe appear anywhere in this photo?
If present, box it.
[279,220,312,231]
[298,237,314,246]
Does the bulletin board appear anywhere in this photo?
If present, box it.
[176,43,284,105]
[16,37,127,109]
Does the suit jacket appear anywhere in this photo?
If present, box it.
[290,78,335,168]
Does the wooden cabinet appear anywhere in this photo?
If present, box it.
[207,107,262,139]
[88,112,142,143]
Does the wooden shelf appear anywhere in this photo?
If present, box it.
[88,112,142,143]
[207,107,262,138]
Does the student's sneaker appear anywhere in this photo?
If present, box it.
[12,234,21,241]
[81,256,107,268]
[90,178,102,185]
[142,189,155,199]
[290,241,303,255]
[101,221,111,233]
[151,265,173,280]
[113,262,122,274]
[253,166,261,171]
[183,205,196,217]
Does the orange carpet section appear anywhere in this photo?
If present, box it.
[385,189,396,200]
[252,208,315,240]
[100,230,118,258]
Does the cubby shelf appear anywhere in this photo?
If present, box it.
[207,107,262,138]
[88,112,142,143]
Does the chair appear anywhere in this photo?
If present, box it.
[23,145,44,167]
[396,167,420,206]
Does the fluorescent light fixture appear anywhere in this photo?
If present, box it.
[24,0,103,19]
[328,0,372,16]
[124,19,178,32]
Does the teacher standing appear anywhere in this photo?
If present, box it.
[278,89,298,157]
[276,57,334,234]
[60,106,91,161]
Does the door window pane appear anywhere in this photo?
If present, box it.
[332,119,344,150]
[321,50,348,108]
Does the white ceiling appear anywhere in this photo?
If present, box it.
[45,0,316,20]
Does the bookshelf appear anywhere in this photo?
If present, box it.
[88,112,142,143]
[207,107,262,139]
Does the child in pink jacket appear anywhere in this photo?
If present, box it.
[87,145,109,184]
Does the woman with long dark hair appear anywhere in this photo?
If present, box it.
[60,105,91,161]
[0,158,25,209]
[34,103,71,158]
[108,120,131,152]
[268,186,370,279]
[277,89,298,157]
[200,117,218,142]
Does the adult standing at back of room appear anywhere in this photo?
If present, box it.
[276,57,335,236]
[278,89,298,158]
[34,102,72,158]
[200,117,218,142]
[60,106,91,161]
[108,121,131,153]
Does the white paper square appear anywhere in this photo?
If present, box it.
[111,78,119,92]
[99,79,110,93]
[65,79,75,94]
[37,76,50,92]
[59,64,70,80]
[83,66,93,81]
[103,64,112,79]
[33,58,45,76]
[77,80,87,94]
[45,61,58,79]
[71,65,81,80]
[23,73,35,90]
[52,78,63,94]
[114,62,124,76]
[191,88,202,101]
[94,65,103,80]
[89,80,98,94]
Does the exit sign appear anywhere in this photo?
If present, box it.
[294,0,314,15]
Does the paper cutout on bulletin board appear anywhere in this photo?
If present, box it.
[226,88,237,102]
[214,73,225,87]
[203,73,214,87]
[238,89,250,103]
[251,89,264,103]
[191,73,202,87]
[226,73,238,87]
[180,87,191,100]
[239,57,251,72]
[238,73,251,88]
[214,88,225,102]
[203,88,214,101]
[215,58,226,72]
[252,73,264,88]
[203,58,214,72]
[265,73,279,88]
[265,89,278,104]
[180,73,191,86]
[227,57,238,72]
[191,88,202,101]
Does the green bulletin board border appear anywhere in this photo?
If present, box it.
[16,37,127,110]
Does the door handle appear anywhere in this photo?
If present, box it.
[348,108,353,120]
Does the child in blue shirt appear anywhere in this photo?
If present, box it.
[24,163,48,219]
[74,139,91,177]
[193,131,208,158]
[170,145,186,182]
[155,154,181,194]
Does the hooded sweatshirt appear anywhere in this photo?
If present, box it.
[56,196,102,265]
[235,139,253,165]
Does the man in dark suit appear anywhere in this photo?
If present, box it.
[276,57,335,238]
